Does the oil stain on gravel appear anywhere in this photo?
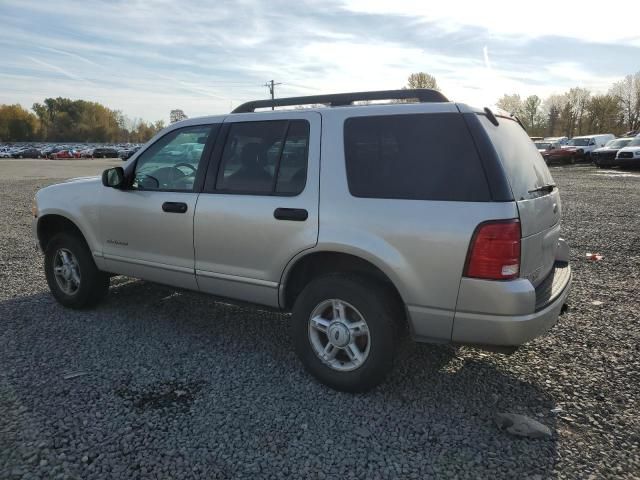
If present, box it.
[115,380,203,413]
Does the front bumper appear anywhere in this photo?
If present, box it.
[451,262,572,346]
[614,156,640,167]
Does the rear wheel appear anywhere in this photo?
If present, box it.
[291,274,400,392]
[44,233,109,309]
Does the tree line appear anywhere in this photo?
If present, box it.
[2,71,639,142]
[0,97,165,143]
[495,72,640,137]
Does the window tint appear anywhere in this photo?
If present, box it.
[133,125,214,191]
[478,115,554,200]
[344,113,490,201]
[216,120,309,195]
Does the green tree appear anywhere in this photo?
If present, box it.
[521,95,543,134]
[27,97,164,142]
[0,104,39,141]
[586,94,622,135]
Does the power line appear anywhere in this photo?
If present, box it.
[263,80,282,110]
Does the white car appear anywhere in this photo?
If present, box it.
[615,136,640,168]
[544,136,568,145]
[562,134,615,161]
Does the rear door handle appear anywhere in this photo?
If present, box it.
[274,208,308,221]
[162,202,188,213]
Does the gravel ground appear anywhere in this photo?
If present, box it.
[1,162,639,479]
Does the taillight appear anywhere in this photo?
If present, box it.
[464,220,521,280]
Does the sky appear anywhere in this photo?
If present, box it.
[1,0,639,123]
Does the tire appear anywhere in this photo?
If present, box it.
[44,233,109,309]
[291,274,401,392]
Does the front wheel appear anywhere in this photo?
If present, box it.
[291,274,400,392]
[44,233,110,309]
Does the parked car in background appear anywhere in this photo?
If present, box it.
[44,146,66,159]
[544,136,569,146]
[562,134,615,162]
[118,146,141,160]
[93,147,119,158]
[615,136,640,168]
[79,148,95,158]
[530,136,543,142]
[622,130,639,138]
[11,147,42,158]
[544,144,578,165]
[592,138,634,168]
[535,141,560,155]
[51,150,81,159]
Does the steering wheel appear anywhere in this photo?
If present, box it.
[174,163,197,174]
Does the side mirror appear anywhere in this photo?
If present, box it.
[102,167,125,188]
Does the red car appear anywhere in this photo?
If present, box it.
[543,146,578,165]
[51,150,82,159]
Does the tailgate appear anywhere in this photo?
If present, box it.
[517,189,561,287]
[477,113,561,287]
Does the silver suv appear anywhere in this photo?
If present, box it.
[33,90,571,392]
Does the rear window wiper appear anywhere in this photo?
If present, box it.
[528,183,556,194]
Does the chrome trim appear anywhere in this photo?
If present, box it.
[195,269,279,289]
[103,253,194,274]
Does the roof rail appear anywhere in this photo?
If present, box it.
[231,89,449,113]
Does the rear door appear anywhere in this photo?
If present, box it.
[193,111,320,307]
[479,115,561,286]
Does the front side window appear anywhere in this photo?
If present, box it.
[133,125,214,191]
[216,120,309,195]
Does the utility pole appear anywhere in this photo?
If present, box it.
[264,80,282,110]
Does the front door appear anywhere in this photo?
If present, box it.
[194,111,320,307]
[100,123,217,290]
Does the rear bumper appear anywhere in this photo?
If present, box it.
[451,262,572,346]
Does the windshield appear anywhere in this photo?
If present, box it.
[606,139,632,148]
[567,138,590,146]
[534,142,552,149]
[629,137,640,147]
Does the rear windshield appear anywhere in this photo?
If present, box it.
[479,115,554,201]
[344,113,491,201]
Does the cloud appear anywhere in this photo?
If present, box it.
[483,46,491,71]
[26,56,92,84]
[0,0,638,121]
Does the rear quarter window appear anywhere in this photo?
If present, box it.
[343,113,491,201]
[478,115,554,201]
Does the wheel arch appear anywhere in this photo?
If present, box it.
[280,250,407,314]
[37,213,90,252]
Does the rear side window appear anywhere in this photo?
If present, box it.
[344,113,490,201]
[216,120,309,195]
[478,115,554,201]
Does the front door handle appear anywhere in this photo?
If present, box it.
[274,208,308,221]
[162,202,188,213]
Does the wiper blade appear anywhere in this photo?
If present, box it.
[528,183,556,194]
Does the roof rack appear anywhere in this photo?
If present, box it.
[231,89,449,113]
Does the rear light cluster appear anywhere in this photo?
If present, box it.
[464,219,521,280]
